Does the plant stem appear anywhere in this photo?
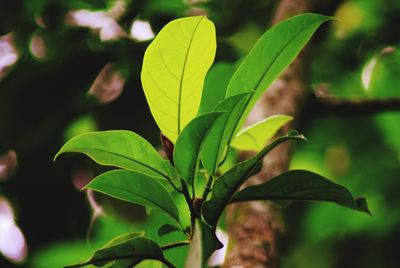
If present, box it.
[161,240,190,251]
[181,179,198,234]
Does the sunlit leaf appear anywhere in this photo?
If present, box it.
[231,170,371,214]
[85,170,180,223]
[174,112,223,184]
[141,16,216,143]
[198,62,235,115]
[134,260,163,268]
[185,220,222,268]
[65,237,165,268]
[201,94,249,175]
[231,115,293,151]
[202,131,306,226]
[54,130,179,187]
[225,14,332,136]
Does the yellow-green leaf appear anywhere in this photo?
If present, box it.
[231,115,293,151]
[141,16,216,143]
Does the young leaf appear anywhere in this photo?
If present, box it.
[202,131,306,227]
[157,224,182,237]
[230,170,371,215]
[225,13,332,136]
[65,237,166,268]
[160,134,174,165]
[185,220,223,268]
[141,16,216,143]
[54,131,179,186]
[201,93,250,175]
[173,112,224,184]
[198,62,235,115]
[231,115,293,151]
[85,170,180,223]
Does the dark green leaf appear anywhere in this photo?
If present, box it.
[201,94,250,175]
[65,237,164,268]
[202,131,306,226]
[157,224,181,237]
[100,233,145,268]
[198,62,235,115]
[225,13,332,136]
[54,130,179,187]
[185,220,223,268]
[85,170,180,223]
[174,112,224,184]
[231,170,371,215]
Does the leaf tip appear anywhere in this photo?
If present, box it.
[355,197,372,216]
[287,129,307,141]
[52,154,59,162]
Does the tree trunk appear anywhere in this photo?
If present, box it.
[223,0,317,267]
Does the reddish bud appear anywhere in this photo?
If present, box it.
[160,134,174,165]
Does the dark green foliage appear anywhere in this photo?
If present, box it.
[231,170,371,214]
[202,132,306,227]
[53,13,370,268]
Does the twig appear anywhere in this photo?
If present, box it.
[161,240,190,251]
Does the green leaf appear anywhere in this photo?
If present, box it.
[198,62,235,115]
[54,130,179,187]
[141,16,216,143]
[174,112,224,184]
[201,94,250,175]
[230,170,371,215]
[157,224,181,237]
[231,115,293,151]
[225,13,332,136]
[85,170,180,223]
[185,220,223,268]
[65,237,165,268]
[103,232,145,248]
[135,260,163,268]
[202,131,306,226]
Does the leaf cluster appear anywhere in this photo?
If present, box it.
[55,14,369,268]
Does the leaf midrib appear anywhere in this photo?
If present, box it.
[206,135,301,225]
[227,21,320,145]
[64,147,172,181]
[177,16,205,135]
[91,182,178,222]
[232,191,356,207]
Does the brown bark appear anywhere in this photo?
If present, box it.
[223,1,315,267]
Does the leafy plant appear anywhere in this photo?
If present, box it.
[55,14,370,268]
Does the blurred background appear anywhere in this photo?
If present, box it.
[1,0,400,267]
